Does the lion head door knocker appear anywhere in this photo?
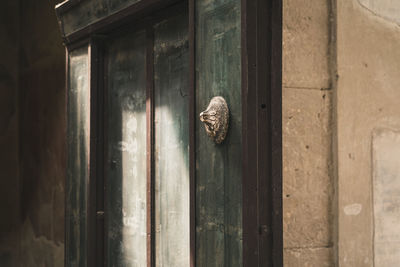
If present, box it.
[199,96,229,144]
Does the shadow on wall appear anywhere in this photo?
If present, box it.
[0,0,66,266]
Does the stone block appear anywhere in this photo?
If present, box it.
[283,88,333,248]
[283,0,331,88]
[284,247,334,267]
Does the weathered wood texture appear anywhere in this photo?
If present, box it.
[59,1,278,266]
[66,46,90,267]
[59,0,141,36]
[195,0,242,266]
[242,0,283,265]
[154,12,190,267]
[104,30,147,267]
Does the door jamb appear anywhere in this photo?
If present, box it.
[241,0,283,266]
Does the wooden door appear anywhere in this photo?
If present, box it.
[104,10,190,267]
[60,0,282,266]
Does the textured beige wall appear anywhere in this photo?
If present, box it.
[283,0,336,266]
[337,0,400,266]
[284,0,400,265]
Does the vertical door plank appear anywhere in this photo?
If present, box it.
[154,12,190,267]
[105,30,147,267]
[66,46,90,267]
[195,0,242,266]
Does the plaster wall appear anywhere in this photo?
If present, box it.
[0,0,66,266]
[0,0,20,265]
[282,0,336,266]
[18,0,66,265]
[337,0,400,266]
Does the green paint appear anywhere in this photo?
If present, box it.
[196,0,242,266]
[64,1,242,265]
[154,12,190,267]
[61,0,141,36]
[105,30,147,267]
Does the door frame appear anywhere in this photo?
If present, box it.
[241,0,282,266]
[58,0,282,266]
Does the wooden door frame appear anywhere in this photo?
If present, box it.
[241,0,282,266]
[59,0,282,266]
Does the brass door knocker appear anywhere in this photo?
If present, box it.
[199,96,229,144]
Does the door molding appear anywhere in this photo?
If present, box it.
[56,0,182,44]
[241,0,283,266]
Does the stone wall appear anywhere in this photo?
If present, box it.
[337,0,400,266]
[284,0,400,266]
[283,0,336,266]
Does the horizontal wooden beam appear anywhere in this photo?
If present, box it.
[58,0,182,45]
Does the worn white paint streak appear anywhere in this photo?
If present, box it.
[117,137,138,154]
[343,203,362,215]
[126,115,137,133]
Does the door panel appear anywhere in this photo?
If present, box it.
[196,1,242,266]
[66,47,90,267]
[65,2,246,266]
[154,13,190,267]
[105,30,147,267]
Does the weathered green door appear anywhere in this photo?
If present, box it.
[59,0,268,265]
[104,12,191,267]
